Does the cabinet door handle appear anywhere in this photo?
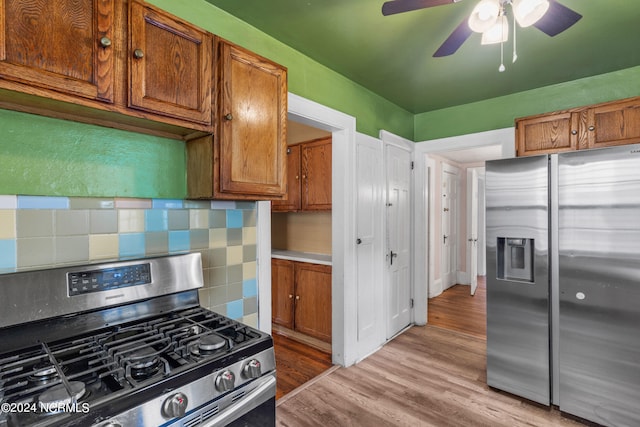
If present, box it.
[133,49,144,59]
[100,37,112,48]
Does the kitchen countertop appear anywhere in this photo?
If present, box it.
[271,249,332,266]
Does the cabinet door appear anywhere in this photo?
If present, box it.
[216,39,287,199]
[129,0,212,125]
[516,112,579,156]
[302,138,332,210]
[294,263,332,343]
[0,0,115,102]
[587,98,640,149]
[271,259,295,329]
[272,145,301,211]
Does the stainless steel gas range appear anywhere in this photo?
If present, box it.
[0,253,276,427]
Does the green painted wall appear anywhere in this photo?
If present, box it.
[415,66,640,141]
[0,110,185,198]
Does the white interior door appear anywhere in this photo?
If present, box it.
[469,169,479,295]
[441,165,458,290]
[386,144,412,339]
[355,133,384,359]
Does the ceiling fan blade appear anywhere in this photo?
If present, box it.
[433,19,473,57]
[533,0,582,37]
[382,0,456,16]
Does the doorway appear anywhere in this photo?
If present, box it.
[270,118,334,400]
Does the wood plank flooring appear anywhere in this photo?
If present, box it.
[273,332,332,400]
[428,276,486,339]
[277,276,588,426]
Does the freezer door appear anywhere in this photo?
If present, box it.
[558,145,640,425]
[486,155,550,405]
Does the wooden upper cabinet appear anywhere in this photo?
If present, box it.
[214,38,287,199]
[0,0,115,102]
[516,111,580,157]
[129,0,212,125]
[272,137,332,211]
[587,98,640,149]
[302,138,332,210]
[516,97,640,157]
[272,145,302,211]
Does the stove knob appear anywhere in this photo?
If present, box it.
[243,359,262,379]
[215,370,236,392]
[161,392,189,419]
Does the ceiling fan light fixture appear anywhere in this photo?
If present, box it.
[481,14,508,45]
[512,0,550,27]
[468,0,500,33]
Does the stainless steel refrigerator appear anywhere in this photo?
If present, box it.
[486,144,640,426]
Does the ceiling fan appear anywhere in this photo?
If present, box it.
[381,0,582,58]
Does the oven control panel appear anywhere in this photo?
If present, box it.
[68,263,152,296]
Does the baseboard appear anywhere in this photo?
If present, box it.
[272,324,332,354]
[429,278,443,298]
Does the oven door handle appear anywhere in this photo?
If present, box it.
[200,373,276,427]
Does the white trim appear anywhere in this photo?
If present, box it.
[256,201,272,335]
[287,92,357,367]
[417,127,515,157]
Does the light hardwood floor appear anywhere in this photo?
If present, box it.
[276,278,588,426]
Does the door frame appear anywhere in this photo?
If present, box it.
[257,92,358,367]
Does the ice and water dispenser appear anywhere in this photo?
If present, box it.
[497,237,534,282]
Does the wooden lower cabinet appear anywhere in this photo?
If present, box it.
[271,258,332,343]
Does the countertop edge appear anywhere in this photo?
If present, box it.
[271,250,332,266]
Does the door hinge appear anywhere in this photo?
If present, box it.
[411,161,414,170]
[410,298,414,308]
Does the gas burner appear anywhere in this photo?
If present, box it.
[125,347,161,380]
[29,362,65,383]
[189,334,229,357]
[38,381,87,412]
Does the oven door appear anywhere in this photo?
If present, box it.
[172,373,276,427]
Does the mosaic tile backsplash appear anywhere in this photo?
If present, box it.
[0,195,259,327]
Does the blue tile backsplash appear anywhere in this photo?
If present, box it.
[0,195,259,327]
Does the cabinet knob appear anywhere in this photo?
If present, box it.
[288,294,293,299]
[571,130,578,135]
[224,113,233,121]
[295,295,300,300]
[588,126,595,131]
[295,175,299,180]
[133,49,144,59]
[100,37,112,48]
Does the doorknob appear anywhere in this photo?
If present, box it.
[356,238,362,245]
[390,250,398,265]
